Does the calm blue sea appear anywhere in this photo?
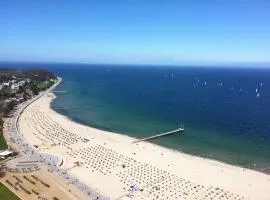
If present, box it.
[2,62,270,172]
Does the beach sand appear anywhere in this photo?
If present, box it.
[18,93,270,200]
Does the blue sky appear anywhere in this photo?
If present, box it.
[0,0,269,65]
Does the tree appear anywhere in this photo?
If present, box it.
[23,93,28,101]
[3,101,16,117]
[30,84,39,95]
[0,118,3,129]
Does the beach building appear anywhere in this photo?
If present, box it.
[4,97,17,103]
[2,82,10,87]
[0,150,14,159]
[19,80,25,86]
[11,83,20,90]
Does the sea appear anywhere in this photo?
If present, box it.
[2,62,270,172]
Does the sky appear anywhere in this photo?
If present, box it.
[0,0,269,65]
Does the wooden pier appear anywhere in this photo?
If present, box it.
[53,106,92,110]
[133,128,184,143]
[53,90,68,93]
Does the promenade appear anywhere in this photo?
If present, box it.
[7,78,109,200]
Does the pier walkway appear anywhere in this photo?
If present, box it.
[53,90,68,93]
[133,128,184,143]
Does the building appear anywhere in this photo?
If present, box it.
[0,150,15,159]
[19,80,25,86]
[3,82,9,86]
[11,83,20,90]
[4,97,17,103]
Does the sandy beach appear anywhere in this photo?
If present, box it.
[17,92,270,200]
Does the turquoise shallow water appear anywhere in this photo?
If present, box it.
[2,62,270,172]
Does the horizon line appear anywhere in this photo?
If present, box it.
[0,60,270,69]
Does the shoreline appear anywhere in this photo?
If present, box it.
[50,96,269,175]
[17,78,270,199]
[48,98,270,173]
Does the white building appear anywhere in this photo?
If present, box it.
[4,97,17,103]
[19,80,25,86]
[0,150,14,159]
[11,83,20,90]
[25,78,31,83]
